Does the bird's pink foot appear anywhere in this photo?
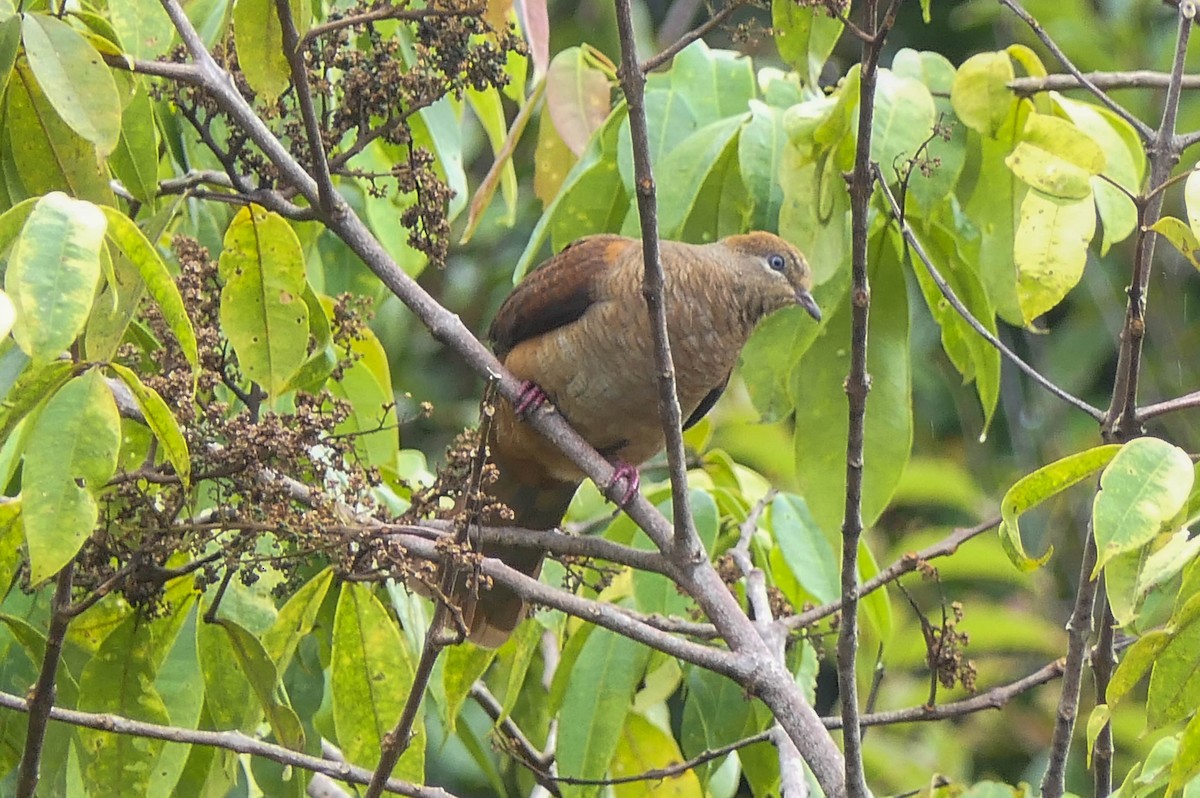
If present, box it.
[514,381,549,416]
[608,462,641,507]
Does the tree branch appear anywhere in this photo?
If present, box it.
[873,167,1104,421]
[1008,70,1200,95]
[997,0,1154,140]
[614,0,697,549]
[15,564,74,798]
[639,0,748,73]
[0,690,453,798]
[276,0,335,213]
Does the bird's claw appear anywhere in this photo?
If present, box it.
[514,381,549,416]
[608,462,640,507]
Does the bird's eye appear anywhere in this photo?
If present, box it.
[768,254,787,272]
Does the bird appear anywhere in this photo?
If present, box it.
[458,232,822,646]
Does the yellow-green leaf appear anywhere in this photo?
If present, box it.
[108,363,190,488]
[998,444,1121,570]
[1005,113,1105,199]
[951,52,1014,138]
[1014,189,1096,323]
[23,370,121,583]
[21,12,121,154]
[218,205,310,396]
[5,191,106,362]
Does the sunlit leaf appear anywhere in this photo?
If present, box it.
[772,0,844,89]
[1005,113,1105,199]
[951,52,1015,138]
[1014,189,1096,323]
[108,363,190,488]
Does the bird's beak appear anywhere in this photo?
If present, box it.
[796,289,822,322]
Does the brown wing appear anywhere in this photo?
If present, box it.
[489,235,633,358]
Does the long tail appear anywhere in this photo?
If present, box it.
[459,448,579,647]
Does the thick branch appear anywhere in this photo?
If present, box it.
[1009,70,1200,95]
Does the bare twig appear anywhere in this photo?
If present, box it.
[1040,529,1100,798]
[0,690,452,797]
[1138,389,1200,421]
[276,0,335,213]
[1103,2,1193,441]
[639,0,747,73]
[1093,599,1116,797]
[470,683,560,796]
[614,0,697,549]
[15,564,74,798]
[838,0,899,791]
[873,168,1105,421]
[997,0,1153,140]
[301,2,486,44]
[1008,70,1200,95]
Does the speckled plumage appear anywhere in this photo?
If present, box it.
[461,232,820,646]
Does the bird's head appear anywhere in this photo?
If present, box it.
[720,232,822,323]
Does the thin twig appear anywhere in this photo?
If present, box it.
[470,683,560,796]
[276,0,335,213]
[0,690,452,797]
[614,0,698,549]
[15,564,74,798]
[1138,389,1200,422]
[1093,599,1116,797]
[997,0,1153,140]
[639,0,747,73]
[873,167,1105,421]
[1104,3,1193,441]
[1040,529,1100,798]
[301,2,487,44]
[1008,70,1200,95]
[363,629,444,798]
[838,0,895,791]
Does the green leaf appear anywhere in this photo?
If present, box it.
[0,356,71,444]
[516,106,626,279]
[912,210,1000,432]
[611,713,703,798]
[633,491,718,617]
[872,68,937,183]
[108,363,191,488]
[0,15,19,99]
[1086,704,1110,767]
[892,49,968,213]
[643,116,745,241]
[616,88,698,194]
[100,206,199,370]
[22,370,120,583]
[0,194,37,251]
[5,192,106,362]
[109,78,160,204]
[232,0,307,101]
[998,444,1121,570]
[1005,113,1106,199]
[148,601,203,798]
[332,583,423,780]
[329,325,398,471]
[262,567,334,674]
[1170,711,1200,795]
[1148,616,1200,729]
[1188,169,1200,240]
[218,204,310,396]
[778,143,851,287]
[1014,189,1096,324]
[792,244,911,536]
[772,0,844,89]
[21,12,121,154]
[1093,438,1194,576]
[4,61,113,205]
[680,667,762,785]
[739,101,787,231]
[545,46,611,156]
[196,615,256,730]
[669,40,755,125]
[1108,629,1170,705]
[215,618,304,750]
[557,628,651,795]
[441,643,496,733]
[77,613,171,797]
[108,0,175,60]
[951,51,1015,138]
[770,493,839,605]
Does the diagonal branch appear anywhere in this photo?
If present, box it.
[873,167,1104,421]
